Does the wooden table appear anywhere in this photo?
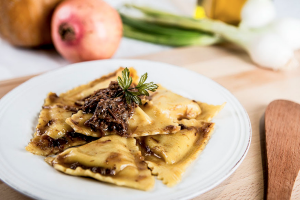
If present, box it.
[1,45,300,200]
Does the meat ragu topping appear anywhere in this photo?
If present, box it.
[80,81,137,137]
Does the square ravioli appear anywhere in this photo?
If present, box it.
[136,102,224,187]
[137,122,215,187]
[25,92,90,156]
[45,135,155,191]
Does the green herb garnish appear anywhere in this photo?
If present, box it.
[117,68,158,105]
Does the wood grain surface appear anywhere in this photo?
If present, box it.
[265,100,300,200]
[0,45,300,200]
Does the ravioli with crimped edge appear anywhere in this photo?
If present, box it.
[136,101,224,186]
[45,135,155,191]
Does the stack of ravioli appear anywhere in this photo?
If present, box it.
[26,67,225,191]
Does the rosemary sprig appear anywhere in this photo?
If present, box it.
[117,68,158,105]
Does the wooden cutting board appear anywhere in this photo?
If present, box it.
[1,45,300,200]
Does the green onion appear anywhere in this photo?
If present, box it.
[120,7,222,47]
[123,24,221,47]
[121,14,207,37]
[120,4,243,46]
[121,13,221,47]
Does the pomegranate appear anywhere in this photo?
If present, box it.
[51,0,122,63]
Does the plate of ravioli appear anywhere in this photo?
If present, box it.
[0,59,251,200]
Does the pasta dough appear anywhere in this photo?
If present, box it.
[26,132,96,156]
[65,87,203,137]
[66,105,181,137]
[178,102,226,127]
[26,67,139,156]
[136,102,224,187]
[25,93,83,156]
[45,135,155,191]
[35,92,77,139]
[137,123,215,187]
[149,86,201,120]
[60,67,138,101]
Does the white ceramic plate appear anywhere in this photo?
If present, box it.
[0,59,251,200]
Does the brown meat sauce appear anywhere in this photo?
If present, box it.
[30,132,97,155]
[80,81,137,137]
[179,123,213,137]
[136,138,162,159]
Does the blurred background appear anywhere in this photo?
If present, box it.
[0,0,299,81]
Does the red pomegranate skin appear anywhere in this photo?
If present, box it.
[51,0,122,63]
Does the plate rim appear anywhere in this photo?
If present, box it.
[0,59,252,200]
